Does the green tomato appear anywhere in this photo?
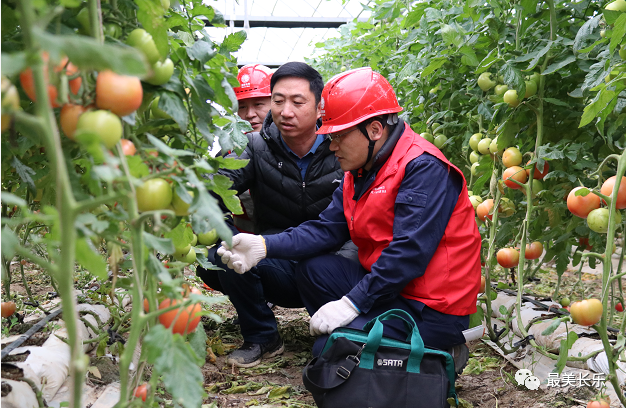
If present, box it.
[489,138,502,155]
[524,80,537,98]
[471,162,484,177]
[146,58,174,86]
[560,297,571,307]
[503,89,520,107]
[494,84,508,95]
[530,179,543,198]
[469,195,483,209]
[477,137,492,155]
[175,247,196,263]
[587,208,622,233]
[620,46,626,60]
[126,28,160,65]
[76,8,91,35]
[197,229,219,246]
[161,0,170,8]
[477,72,496,91]
[103,23,122,39]
[498,197,516,218]
[430,122,441,133]
[194,246,208,257]
[136,178,173,212]
[434,134,447,148]
[173,242,192,259]
[171,189,194,216]
[469,150,481,164]
[528,72,541,85]
[469,133,483,151]
[150,97,171,119]
[420,132,434,143]
[76,110,122,149]
[190,234,198,247]
[605,0,626,11]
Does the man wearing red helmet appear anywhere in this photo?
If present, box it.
[234,64,272,133]
[197,62,346,368]
[217,67,481,362]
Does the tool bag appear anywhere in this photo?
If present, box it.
[302,309,458,408]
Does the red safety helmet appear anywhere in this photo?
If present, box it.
[317,67,402,135]
[234,64,273,100]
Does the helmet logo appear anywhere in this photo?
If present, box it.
[320,97,325,109]
[241,74,250,83]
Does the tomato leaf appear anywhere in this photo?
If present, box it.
[75,238,107,280]
[580,89,616,128]
[187,323,207,363]
[220,31,247,53]
[144,232,175,254]
[144,325,204,408]
[543,54,576,75]
[1,51,28,77]
[187,39,216,65]
[573,14,602,53]
[541,316,567,336]
[469,306,484,329]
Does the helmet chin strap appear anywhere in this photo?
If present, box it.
[357,122,377,171]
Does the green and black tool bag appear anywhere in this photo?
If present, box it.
[302,309,458,408]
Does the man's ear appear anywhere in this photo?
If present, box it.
[316,101,322,119]
[368,120,385,141]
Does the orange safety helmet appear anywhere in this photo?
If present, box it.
[234,64,273,100]
[316,67,402,135]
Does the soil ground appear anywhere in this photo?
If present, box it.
[1,259,622,407]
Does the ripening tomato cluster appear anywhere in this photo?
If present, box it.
[566,176,626,234]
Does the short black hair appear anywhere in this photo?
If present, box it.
[270,62,324,104]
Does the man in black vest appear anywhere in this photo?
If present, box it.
[197,62,344,367]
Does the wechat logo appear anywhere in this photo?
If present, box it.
[515,369,540,390]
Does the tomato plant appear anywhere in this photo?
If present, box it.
[570,299,603,326]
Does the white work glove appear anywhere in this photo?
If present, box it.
[309,296,360,336]
[216,233,266,274]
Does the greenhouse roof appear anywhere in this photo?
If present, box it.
[204,0,370,67]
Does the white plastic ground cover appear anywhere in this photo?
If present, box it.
[482,292,626,397]
[1,304,111,406]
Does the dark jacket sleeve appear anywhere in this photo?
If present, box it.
[264,180,350,259]
[346,155,463,313]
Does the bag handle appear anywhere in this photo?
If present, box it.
[359,309,425,373]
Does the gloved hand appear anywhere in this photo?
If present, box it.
[309,296,360,336]
[216,234,266,274]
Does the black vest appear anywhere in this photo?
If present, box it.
[221,115,343,234]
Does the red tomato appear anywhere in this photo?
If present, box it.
[134,383,148,401]
[158,298,202,335]
[497,247,519,268]
[120,139,136,156]
[143,298,150,313]
[587,397,610,408]
[567,187,601,218]
[60,104,90,140]
[19,52,82,108]
[476,199,494,221]
[570,299,603,326]
[95,70,143,117]
[525,160,549,180]
[524,241,543,260]
[578,237,593,251]
[1,301,16,318]
[616,302,623,312]
[479,276,486,293]
[600,175,626,209]
[502,166,528,189]
[502,147,522,168]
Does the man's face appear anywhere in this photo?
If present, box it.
[328,127,368,171]
[271,77,320,139]
[238,96,271,133]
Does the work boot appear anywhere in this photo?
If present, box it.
[227,334,284,368]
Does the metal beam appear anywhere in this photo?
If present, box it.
[204,15,365,28]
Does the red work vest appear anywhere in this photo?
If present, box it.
[343,127,481,315]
